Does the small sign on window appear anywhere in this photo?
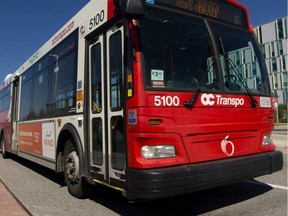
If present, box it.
[151,69,165,87]
[151,69,164,81]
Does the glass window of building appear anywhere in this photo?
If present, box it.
[236,51,240,65]
[273,73,278,89]
[278,40,284,55]
[282,57,286,71]
[271,58,277,72]
[256,26,263,44]
[261,45,266,59]
[282,72,287,88]
[277,18,284,39]
[270,42,275,57]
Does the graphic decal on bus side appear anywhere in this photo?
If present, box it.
[79,22,87,39]
[128,110,137,125]
[89,10,107,31]
[201,94,245,107]
[18,122,55,159]
[89,10,105,31]
[52,21,75,46]
[154,96,180,107]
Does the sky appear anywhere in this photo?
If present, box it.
[0,0,287,82]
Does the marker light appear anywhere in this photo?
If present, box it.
[141,145,176,159]
[262,135,273,146]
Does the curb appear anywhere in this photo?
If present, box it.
[0,179,32,216]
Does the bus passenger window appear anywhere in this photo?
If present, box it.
[33,69,49,118]
[20,71,33,121]
[50,31,78,116]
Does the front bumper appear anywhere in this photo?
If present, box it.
[125,150,283,200]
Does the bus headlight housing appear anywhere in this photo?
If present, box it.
[262,135,273,146]
[141,145,176,159]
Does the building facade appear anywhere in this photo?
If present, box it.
[254,17,288,105]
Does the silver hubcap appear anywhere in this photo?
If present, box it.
[65,151,80,182]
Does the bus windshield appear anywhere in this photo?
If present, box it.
[139,8,270,95]
[211,23,270,94]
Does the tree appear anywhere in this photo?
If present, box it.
[276,104,287,123]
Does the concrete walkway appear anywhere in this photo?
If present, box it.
[0,180,31,216]
[274,123,288,131]
[273,123,287,148]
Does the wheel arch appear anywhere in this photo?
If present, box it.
[56,123,86,177]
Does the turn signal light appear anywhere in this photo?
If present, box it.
[148,119,162,125]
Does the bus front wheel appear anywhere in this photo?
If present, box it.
[63,140,88,198]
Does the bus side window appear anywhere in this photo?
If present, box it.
[109,31,122,111]
[91,43,102,113]
[111,116,125,171]
[92,118,103,165]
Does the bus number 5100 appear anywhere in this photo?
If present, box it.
[154,96,180,107]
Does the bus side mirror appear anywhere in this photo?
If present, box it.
[121,0,146,19]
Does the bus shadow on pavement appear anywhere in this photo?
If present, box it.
[7,154,273,215]
[6,153,66,187]
[88,179,273,216]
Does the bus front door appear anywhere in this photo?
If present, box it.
[88,25,125,188]
[11,78,19,153]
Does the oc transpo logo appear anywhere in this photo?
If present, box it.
[200,94,245,107]
[221,135,235,157]
[201,94,215,106]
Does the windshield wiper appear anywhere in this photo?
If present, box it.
[227,58,258,108]
[218,37,258,108]
[184,32,216,109]
[183,57,216,109]
[183,86,202,109]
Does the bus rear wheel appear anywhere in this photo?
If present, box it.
[63,140,88,198]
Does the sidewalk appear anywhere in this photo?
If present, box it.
[272,123,287,148]
[274,123,288,131]
[0,180,31,216]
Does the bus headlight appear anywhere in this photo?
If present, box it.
[141,145,176,159]
[262,135,273,146]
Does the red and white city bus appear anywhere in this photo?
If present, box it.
[0,0,283,200]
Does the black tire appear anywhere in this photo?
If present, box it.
[1,137,8,159]
[63,140,88,198]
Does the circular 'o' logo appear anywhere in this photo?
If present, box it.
[221,135,235,156]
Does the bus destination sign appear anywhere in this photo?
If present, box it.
[176,0,220,18]
[147,0,248,28]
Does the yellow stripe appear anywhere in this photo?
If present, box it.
[93,179,124,192]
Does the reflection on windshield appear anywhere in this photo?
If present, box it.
[139,8,270,95]
[212,23,270,94]
[139,9,217,90]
